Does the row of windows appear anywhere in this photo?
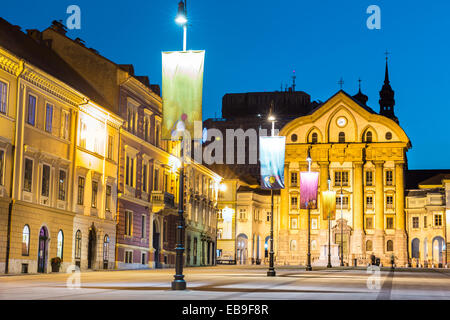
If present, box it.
[411,214,442,229]
[123,250,148,265]
[127,104,161,148]
[124,211,147,239]
[22,225,65,258]
[236,209,271,222]
[289,170,394,187]
[289,195,394,210]
[22,157,113,210]
[289,216,396,230]
[74,230,110,261]
[291,130,393,144]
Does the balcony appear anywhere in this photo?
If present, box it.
[151,191,175,212]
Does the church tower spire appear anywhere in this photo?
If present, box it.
[379,53,398,123]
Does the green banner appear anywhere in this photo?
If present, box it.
[162,50,205,140]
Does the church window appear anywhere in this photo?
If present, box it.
[290,217,298,230]
[290,196,298,208]
[365,171,373,186]
[365,131,372,143]
[338,132,345,143]
[311,132,318,144]
[366,240,373,251]
[290,172,298,186]
[386,195,394,208]
[335,171,349,186]
[386,170,393,186]
[291,134,298,142]
[386,217,394,229]
[386,240,394,252]
[385,132,392,140]
[366,217,373,229]
[366,196,373,209]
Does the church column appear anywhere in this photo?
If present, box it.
[278,164,290,264]
[280,165,289,230]
[351,161,364,257]
[395,161,408,266]
[374,161,385,257]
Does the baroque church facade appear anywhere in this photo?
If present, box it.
[212,60,414,267]
[278,63,410,266]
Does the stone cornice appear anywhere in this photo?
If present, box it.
[121,77,162,114]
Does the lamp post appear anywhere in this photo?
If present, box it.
[322,183,336,269]
[171,1,189,290]
[176,0,188,51]
[300,154,318,272]
[340,187,344,267]
[267,114,276,277]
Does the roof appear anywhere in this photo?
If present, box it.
[307,90,377,116]
[238,185,280,196]
[406,170,450,189]
[0,18,111,109]
[406,188,444,197]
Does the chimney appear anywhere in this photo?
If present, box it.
[150,85,161,97]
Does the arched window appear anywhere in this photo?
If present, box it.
[338,132,345,143]
[22,225,30,256]
[365,131,373,143]
[57,230,64,259]
[75,230,82,259]
[103,234,110,261]
[311,132,318,144]
[412,238,420,259]
[386,240,394,252]
[366,240,373,252]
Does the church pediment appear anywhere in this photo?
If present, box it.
[280,90,411,149]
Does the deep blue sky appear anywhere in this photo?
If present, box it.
[2,0,450,169]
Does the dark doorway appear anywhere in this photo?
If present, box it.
[88,228,96,269]
[153,221,161,268]
[37,227,48,273]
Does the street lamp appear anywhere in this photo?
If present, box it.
[322,184,336,269]
[267,113,276,277]
[300,152,319,272]
[175,0,188,51]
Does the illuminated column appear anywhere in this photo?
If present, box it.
[280,165,289,230]
[395,161,405,231]
[374,160,385,255]
[351,161,364,256]
[395,160,408,265]
[319,162,329,230]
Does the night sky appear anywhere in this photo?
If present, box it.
[2,0,450,169]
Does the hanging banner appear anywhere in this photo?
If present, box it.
[259,136,286,189]
[299,172,319,209]
[322,190,336,220]
[161,50,205,140]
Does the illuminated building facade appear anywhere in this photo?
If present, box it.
[0,18,122,273]
[405,171,450,267]
[39,20,221,270]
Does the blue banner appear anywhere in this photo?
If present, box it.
[259,136,286,189]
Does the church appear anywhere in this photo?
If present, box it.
[211,59,413,267]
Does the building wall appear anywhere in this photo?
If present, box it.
[278,92,410,266]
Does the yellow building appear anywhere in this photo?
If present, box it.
[0,18,122,274]
[278,88,411,266]
[405,171,450,267]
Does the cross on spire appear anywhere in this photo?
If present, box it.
[384,50,390,61]
[338,77,344,90]
[358,78,362,90]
